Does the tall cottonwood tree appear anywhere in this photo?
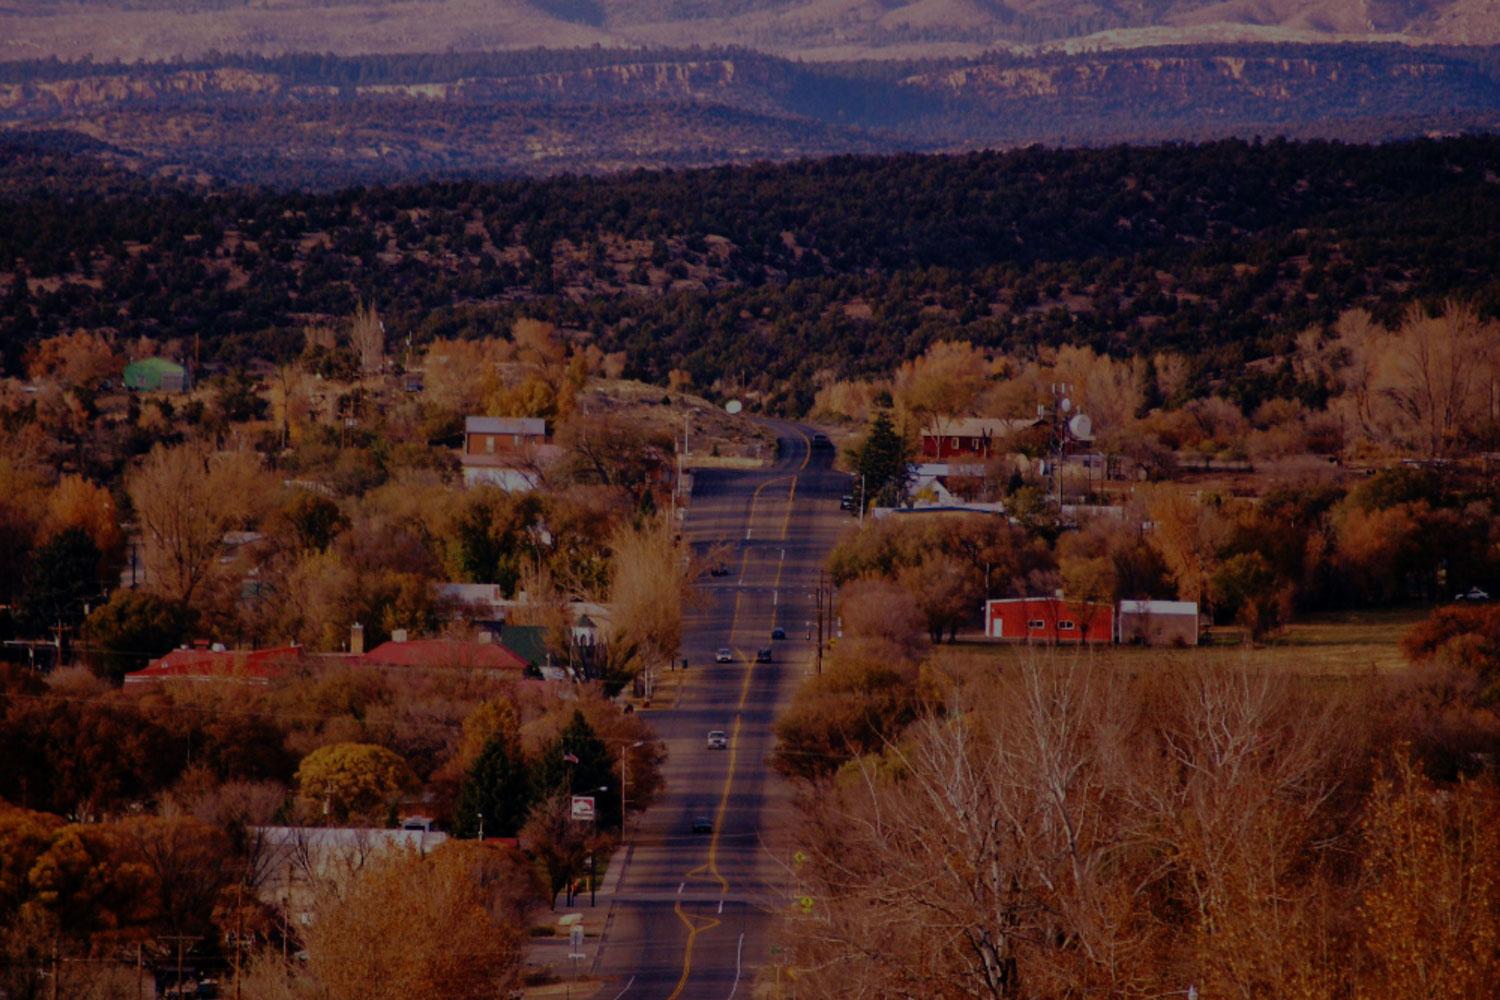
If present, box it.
[129,442,274,609]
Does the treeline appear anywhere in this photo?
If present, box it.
[4,135,1500,408]
[4,41,1499,88]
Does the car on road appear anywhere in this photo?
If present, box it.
[706,730,728,750]
[811,433,832,449]
[1456,587,1491,601]
[709,562,731,577]
[839,494,854,511]
[754,647,773,663]
[715,647,734,663]
[771,626,786,640]
[691,816,713,834]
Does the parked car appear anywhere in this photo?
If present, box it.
[771,626,786,640]
[707,730,728,750]
[1455,587,1491,601]
[709,562,731,577]
[839,494,854,511]
[811,433,832,449]
[691,816,713,834]
[715,647,734,663]
[755,647,773,663]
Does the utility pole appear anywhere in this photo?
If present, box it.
[814,571,828,676]
[858,474,866,526]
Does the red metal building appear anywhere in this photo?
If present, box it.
[984,597,1114,644]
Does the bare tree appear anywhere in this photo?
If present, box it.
[348,301,385,375]
[1378,302,1496,456]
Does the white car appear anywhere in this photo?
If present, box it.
[1455,587,1491,602]
[707,730,728,750]
[715,647,734,663]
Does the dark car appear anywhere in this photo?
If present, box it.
[771,626,786,640]
[755,647,773,663]
[839,494,854,511]
[691,816,713,834]
[811,433,832,449]
[709,563,731,577]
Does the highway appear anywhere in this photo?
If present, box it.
[594,419,850,999]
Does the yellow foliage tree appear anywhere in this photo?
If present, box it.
[40,475,124,567]
[1355,753,1500,999]
[294,743,415,823]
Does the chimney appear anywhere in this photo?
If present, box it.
[350,622,365,656]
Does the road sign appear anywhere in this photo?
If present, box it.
[570,796,596,822]
[798,896,814,912]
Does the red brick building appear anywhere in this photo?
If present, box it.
[984,597,1114,644]
[920,418,1038,461]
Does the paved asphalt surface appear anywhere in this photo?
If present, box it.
[595,419,850,999]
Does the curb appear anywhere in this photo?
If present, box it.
[589,841,634,976]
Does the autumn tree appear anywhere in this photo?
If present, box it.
[1355,753,1500,999]
[892,340,991,436]
[606,516,692,687]
[23,330,121,392]
[897,552,983,642]
[294,743,415,824]
[39,474,124,574]
[260,846,527,1000]
[129,442,276,609]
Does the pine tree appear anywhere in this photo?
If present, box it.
[856,409,911,508]
[535,711,619,831]
[453,735,533,840]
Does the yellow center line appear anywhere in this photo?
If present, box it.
[667,473,798,1000]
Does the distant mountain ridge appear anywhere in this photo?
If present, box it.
[6,0,1500,63]
[1,44,1498,184]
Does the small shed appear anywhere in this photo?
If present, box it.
[123,357,189,392]
[1117,600,1200,646]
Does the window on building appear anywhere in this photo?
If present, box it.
[1058,620,1075,630]
[484,435,495,454]
[1027,619,1046,630]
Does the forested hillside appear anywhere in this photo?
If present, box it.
[3,135,1500,411]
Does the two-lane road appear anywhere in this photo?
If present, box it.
[595,420,849,998]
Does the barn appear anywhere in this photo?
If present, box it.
[984,597,1114,644]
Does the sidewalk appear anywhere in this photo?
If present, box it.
[521,841,635,999]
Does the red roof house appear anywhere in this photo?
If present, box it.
[361,638,528,672]
[124,644,305,685]
[984,597,1113,644]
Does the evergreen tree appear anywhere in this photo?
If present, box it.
[453,734,533,839]
[19,528,103,636]
[856,409,911,509]
[535,710,619,831]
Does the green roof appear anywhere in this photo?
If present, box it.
[123,357,188,390]
[498,625,550,668]
[125,357,185,376]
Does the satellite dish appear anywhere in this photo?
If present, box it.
[1060,398,1072,413]
[725,399,743,415]
[1068,413,1093,439]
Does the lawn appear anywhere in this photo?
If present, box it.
[937,606,1428,677]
